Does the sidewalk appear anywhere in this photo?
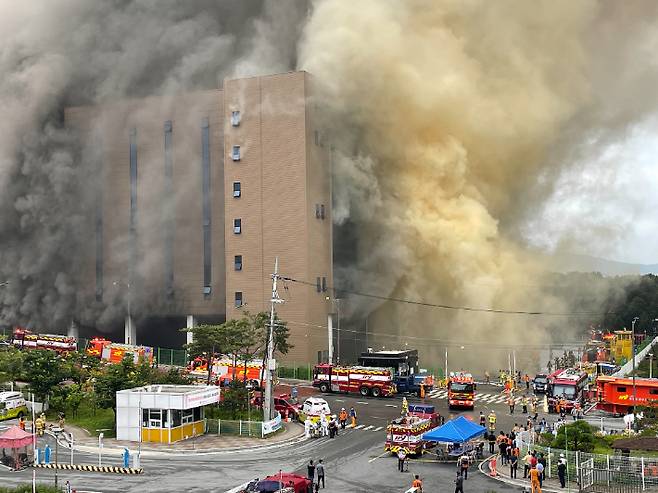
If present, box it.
[478,454,575,493]
[54,421,305,456]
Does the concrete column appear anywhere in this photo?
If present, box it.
[186,315,196,345]
[125,316,136,345]
[68,320,79,339]
[327,313,334,364]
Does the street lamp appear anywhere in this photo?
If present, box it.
[113,281,132,344]
[649,353,654,379]
[632,316,639,427]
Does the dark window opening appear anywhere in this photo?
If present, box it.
[235,255,243,271]
[235,291,243,307]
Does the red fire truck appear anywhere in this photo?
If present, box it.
[595,375,658,415]
[448,372,476,409]
[546,368,589,412]
[86,337,154,364]
[11,328,76,353]
[312,364,396,397]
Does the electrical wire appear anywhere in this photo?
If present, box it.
[280,276,614,317]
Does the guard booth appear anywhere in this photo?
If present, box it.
[116,385,220,444]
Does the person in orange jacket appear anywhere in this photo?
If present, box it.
[412,475,423,492]
[339,408,348,429]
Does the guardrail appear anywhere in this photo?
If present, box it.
[613,336,658,377]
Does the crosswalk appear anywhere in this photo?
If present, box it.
[426,389,534,405]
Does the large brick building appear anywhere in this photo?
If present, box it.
[66,71,333,363]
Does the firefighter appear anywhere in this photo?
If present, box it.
[349,407,357,428]
[522,395,528,414]
[339,408,348,429]
[507,394,515,414]
[488,410,496,432]
[35,416,44,437]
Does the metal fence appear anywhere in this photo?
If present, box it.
[205,419,266,438]
[521,436,658,490]
[580,462,643,493]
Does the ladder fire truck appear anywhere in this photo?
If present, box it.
[448,372,476,409]
[312,364,396,397]
[11,327,76,353]
[546,368,588,413]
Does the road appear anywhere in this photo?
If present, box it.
[0,384,625,492]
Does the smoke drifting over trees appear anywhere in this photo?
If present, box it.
[0,0,656,360]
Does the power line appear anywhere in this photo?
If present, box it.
[281,276,613,317]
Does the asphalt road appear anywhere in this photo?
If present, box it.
[0,384,625,492]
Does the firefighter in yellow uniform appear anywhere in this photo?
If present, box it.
[35,416,44,437]
[488,411,496,432]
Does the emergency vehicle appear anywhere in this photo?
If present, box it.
[86,337,154,364]
[12,328,76,353]
[0,392,28,422]
[298,397,331,423]
[312,364,396,397]
[546,368,588,412]
[448,372,475,409]
[595,375,658,415]
[240,473,312,493]
[188,357,266,388]
[385,404,441,455]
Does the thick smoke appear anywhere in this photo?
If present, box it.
[0,0,307,330]
[299,0,658,369]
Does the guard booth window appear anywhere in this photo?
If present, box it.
[171,409,182,427]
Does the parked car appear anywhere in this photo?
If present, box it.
[533,373,549,393]
[251,394,300,420]
[240,473,312,493]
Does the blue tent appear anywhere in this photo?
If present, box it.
[421,416,486,443]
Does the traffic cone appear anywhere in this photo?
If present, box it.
[489,456,498,477]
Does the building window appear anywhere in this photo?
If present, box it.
[182,409,194,425]
[315,204,320,218]
[234,255,243,271]
[322,277,327,292]
[617,386,627,393]
[233,182,241,197]
[203,286,211,295]
[235,291,243,307]
[231,111,241,127]
[316,277,321,293]
[320,204,325,220]
[232,145,241,161]
[233,218,242,234]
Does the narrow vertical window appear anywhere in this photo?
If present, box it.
[233,218,242,234]
[322,277,327,292]
[233,182,241,197]
[235,291,243,307]
[234,255,243,271]
[316,277,322,293]
[231,111,241,126]
[201,118,212,297]
[320,204,325,220]
[232,145,241,161]
[164,120,174,299]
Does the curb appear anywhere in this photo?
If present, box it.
[70,429,307,457]
[477,456,567,493]
[34,463,143,475]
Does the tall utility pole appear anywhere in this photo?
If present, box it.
[264,258,283,421]
[632,316,639,428]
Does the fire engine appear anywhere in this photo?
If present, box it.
[385,404,441,455]
[546,368,588,412]
[448,372,475,409]
[312,364,396,397]
[188,357,266,388]
[86,337,154,364]
[595,375,658,415]
[11,327,76,353]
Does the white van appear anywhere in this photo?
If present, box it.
[298,397,331,423]
[0,391,28,421]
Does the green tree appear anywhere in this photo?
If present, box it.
[64,384,85,418]
[0,348,24,386]
[551,420,595,452]
[150,367,192,385]
[22,350,67,401]
[93,355,150,416]
[182,324,228,385]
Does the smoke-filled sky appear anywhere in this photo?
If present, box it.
[0,0,657,343]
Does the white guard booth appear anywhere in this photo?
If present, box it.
[116,385,220,443]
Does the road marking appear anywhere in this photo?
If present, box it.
[363,425,374,431]
[368,450,390,463]
[334,399,345,402]
[356,401,368,405]
[354,424,365,429]
[373,426,383,432]
[385,404,398,408]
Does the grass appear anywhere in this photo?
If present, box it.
[0,485,63,493]
[48,402,115,438]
